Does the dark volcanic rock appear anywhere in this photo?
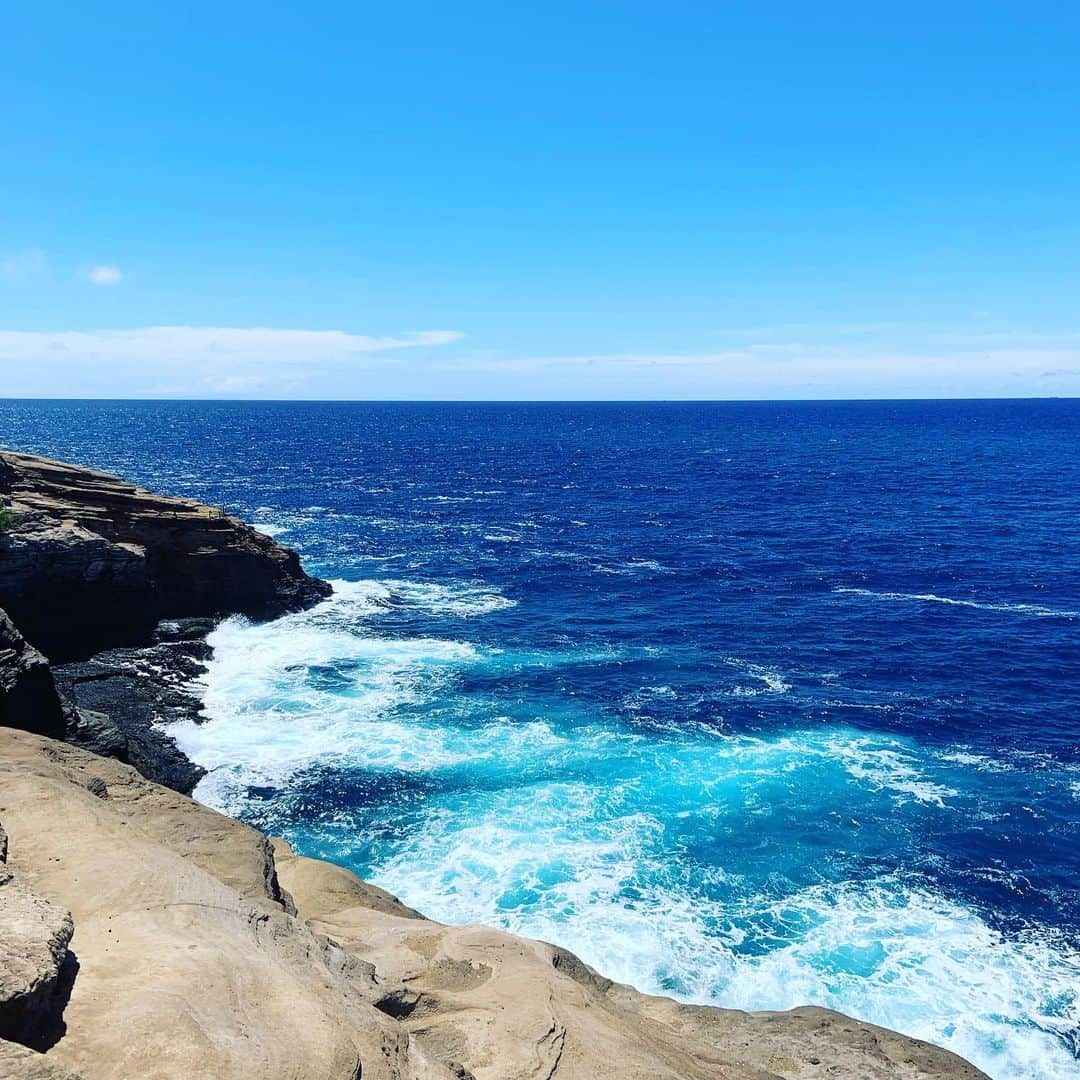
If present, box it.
[54,621,212,795]
[0,610,66,741]
[0,452,330,662]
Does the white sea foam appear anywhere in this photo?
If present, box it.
[328,577,518,617]
[251,521,288,538]
[724,657,793,696]
[710,881,1080,1080]
[938,748,1015,772]
[835,587,1079,619]
[371,783,1079,1080]
[824,736,958,807]
[322,578,396,611]
[594,557,673,576]
[174,609,485,810]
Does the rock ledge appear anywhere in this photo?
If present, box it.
[0,451,330,662]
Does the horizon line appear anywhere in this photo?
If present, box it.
[0,395,1077,406]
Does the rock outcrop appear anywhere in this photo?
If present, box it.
[0,600,207,793]
[0,451,331,792]
[0,452,330,662]
[0,1039,84,1080]
[0,612,66,742]
[0,728,987,1080]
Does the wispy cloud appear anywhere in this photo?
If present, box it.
[0,326,463,362]
[439,326,1080,398]
[1,319,1076,399]
[86,264,123,286]
[1,248,47,283]
[0,325,466,397]
[703,321,1080,350]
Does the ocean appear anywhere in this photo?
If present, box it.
[2,398,1077,1080]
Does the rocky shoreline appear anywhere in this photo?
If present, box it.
[0,451,326,794]
[0,452,987,1079]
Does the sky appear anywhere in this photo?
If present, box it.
[2,2,1079,400]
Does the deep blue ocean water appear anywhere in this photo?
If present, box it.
[2,399,1078,1079]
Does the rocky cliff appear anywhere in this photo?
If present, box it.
[0,452,330,662]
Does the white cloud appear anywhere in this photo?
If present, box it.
[0,325,463,364]
[0,320,1075,399]
[438,325,1080,398]
[0,325,466,397]
[453,344,1080,379]
[1,249,47,282]
[86,265,123,286]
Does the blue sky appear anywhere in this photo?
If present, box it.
[2,2,1078,399]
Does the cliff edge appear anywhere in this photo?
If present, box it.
[0,451,330,662]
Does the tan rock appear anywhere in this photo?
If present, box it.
[279,843,987,1080]
[0,861,74,1048]
[0,729,450,1080]
[0,1039,83,1080]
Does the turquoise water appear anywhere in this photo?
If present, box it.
[3,398,1078,1079]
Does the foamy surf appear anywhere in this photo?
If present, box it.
[172,607,483,811]
[251,521,288,538]
[174,595,1080,1080]
[328,577,518,617]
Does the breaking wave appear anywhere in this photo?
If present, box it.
[176,589,1080,1080]
[835,587,1078,620]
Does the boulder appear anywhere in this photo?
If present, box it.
[0,1039,84,1080]
[0,839,75,1049]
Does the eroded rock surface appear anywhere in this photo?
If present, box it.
[0,729,987,1080]
[0,730,450,1080]
[276,840,988,1080]
[0,819,74,1050]
[0,452,330,662]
